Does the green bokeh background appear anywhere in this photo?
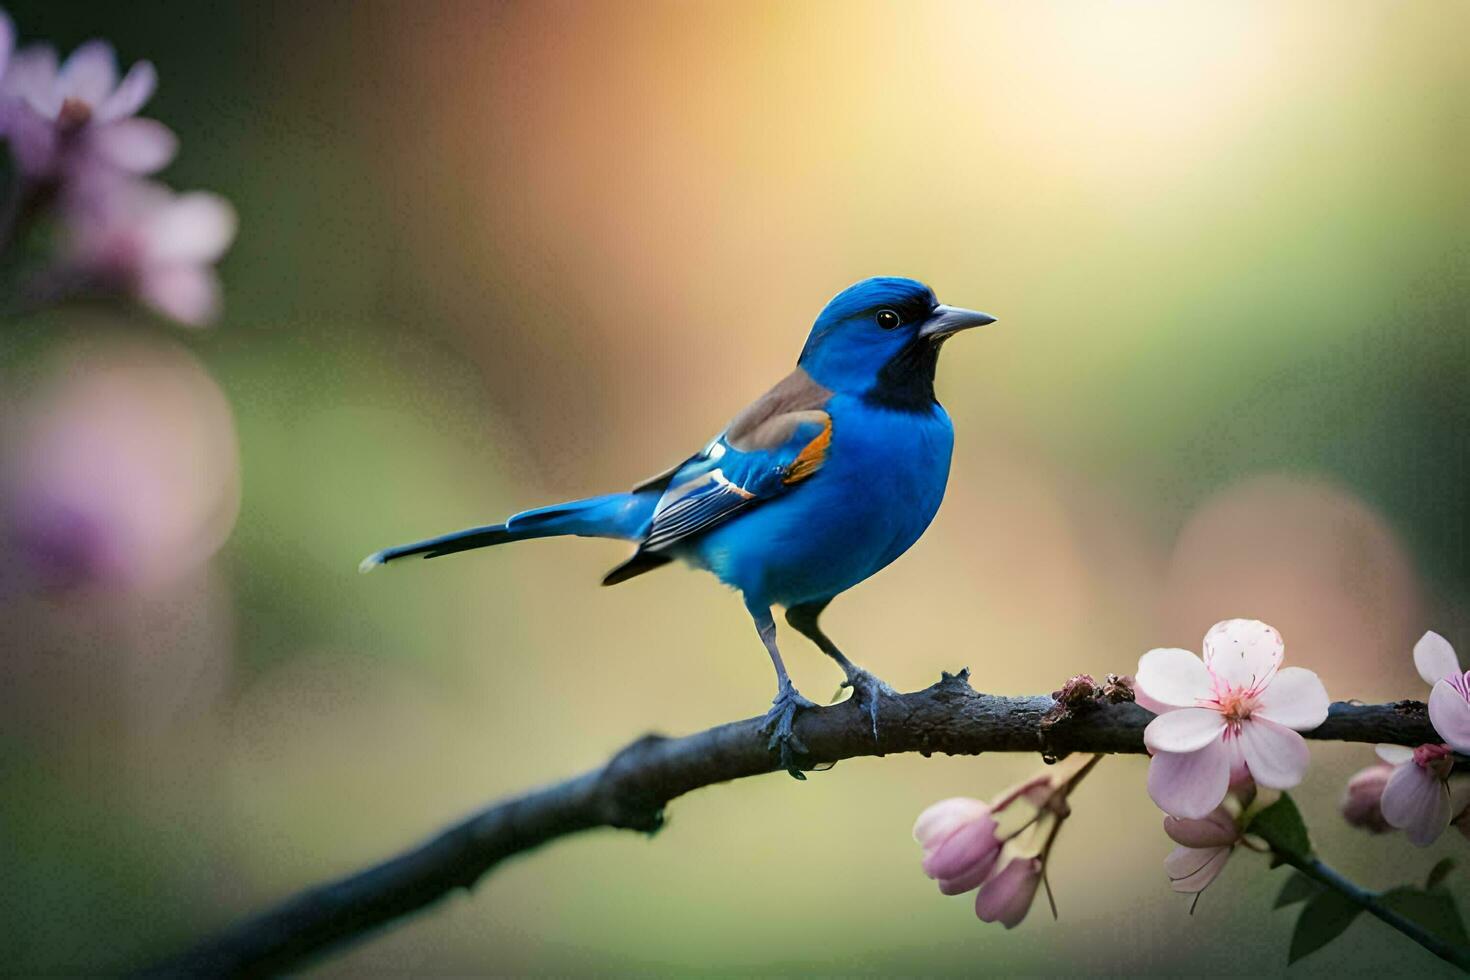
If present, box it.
[1,1,1467,975]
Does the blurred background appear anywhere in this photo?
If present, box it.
[0,0,1466,975]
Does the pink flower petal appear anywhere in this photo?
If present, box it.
[57,39,118,107]
[1253,667,1330,731]
[138,265,221,326]
[1414,631,1460,686]
[144,191,238,264]
[1224,737,1251,789]
[938,855,1000,896]
[6,45,61,117]
[923,815,1002,882]
[1163,806,1238,848]
[1144,707,1225,754]
[1164,845,1231,894]
[1376,743,1414,765]
[89,118,178,174]
[1135,648,1214,709]
[1203,619,1283,691]
[1238,717,1310,789]
[974,856,1042,928]
[3,104,59,175]
[1381,761,1452,846]
[1428,679,1470,754]
[913,797,990,850]
[95,59,156,123]
[1134,688,1172,715]
[1148,738,1231,819]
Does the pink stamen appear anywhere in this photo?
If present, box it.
[1201,685,1261,733]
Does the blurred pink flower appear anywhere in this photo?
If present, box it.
[1415,631,1470,754]
[914,798,1003,896]
[60,176,236,325]
[1377,743,1455,847]
[2,339,240,591]
[0,31,175,178]
[974,856,1043,928]
[1340,762,1394,834]
[1162,805,1239,894]
[1137,619,1329,819]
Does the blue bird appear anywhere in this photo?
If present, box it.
[361,277,995,776]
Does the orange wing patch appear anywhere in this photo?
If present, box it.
[783,418,832,485]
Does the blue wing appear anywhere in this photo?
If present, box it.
[600,367,835,586]
[641,410,832,552]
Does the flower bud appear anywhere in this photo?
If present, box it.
[1340,763,1393,833]
[914,798,1003,897]
[922,817,1002,895]
[974,856,1043,928]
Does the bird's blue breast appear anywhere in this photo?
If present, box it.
[687,393,954,606]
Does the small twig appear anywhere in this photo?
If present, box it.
[140,676,1442,978]
[1278,852,1470,972]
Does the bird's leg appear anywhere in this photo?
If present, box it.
[786,600,897,740]
[749,603,816,779]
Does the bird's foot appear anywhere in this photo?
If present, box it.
[839,668,898,740]
[761,684,818,779]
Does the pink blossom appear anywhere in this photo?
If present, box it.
[974,856,1043,928]
[1340,763,1394,834]
[1377,743,1455,847]
[1340,633,1468,846]
[1136,619,1329,819]
[913,798,1003,896]
[0,33,175,178]
[59,176,236,325]
[1162,806,1240,894]
[1415,631,1470,754]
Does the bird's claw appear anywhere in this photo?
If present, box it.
[840,668,898,740]
[762,685,818,779]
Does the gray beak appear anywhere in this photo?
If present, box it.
[919,304,998,342]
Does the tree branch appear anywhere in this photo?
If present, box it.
[142,671,1440,978]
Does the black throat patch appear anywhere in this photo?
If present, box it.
[864,338,940,412]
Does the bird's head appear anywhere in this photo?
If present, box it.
[796,277,996,409]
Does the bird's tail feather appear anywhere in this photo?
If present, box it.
[359,492,655,572]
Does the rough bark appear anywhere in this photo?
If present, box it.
[142,672,1441,978]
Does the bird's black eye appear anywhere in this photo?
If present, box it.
[875,309,901,330]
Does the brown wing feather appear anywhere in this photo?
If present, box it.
[603,368,833,588]
[726,367,833,451]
